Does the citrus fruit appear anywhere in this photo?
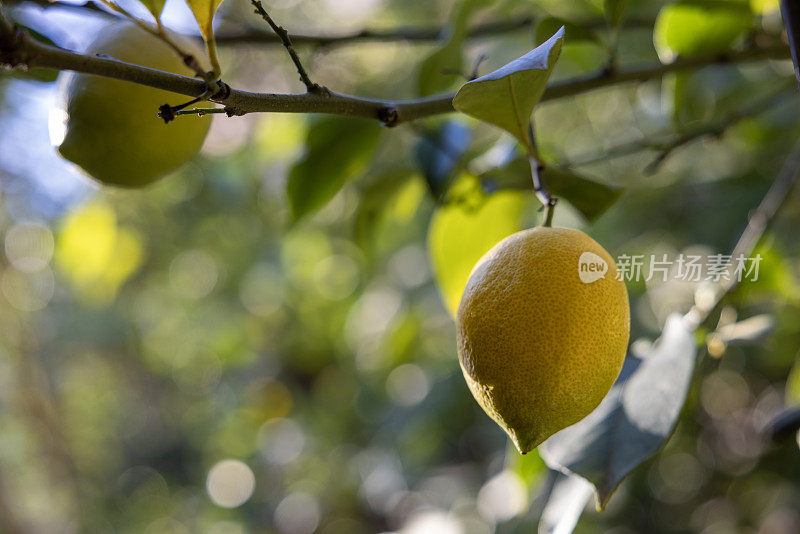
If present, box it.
[50,22,211,187]
[456,226,630,453]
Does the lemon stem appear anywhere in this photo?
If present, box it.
[528,153,557,227]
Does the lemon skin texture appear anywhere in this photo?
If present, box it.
[456,226,630,454]
[51,22,211,187]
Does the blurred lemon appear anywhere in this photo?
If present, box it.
[457,227,630,453]
[50,22,211,187]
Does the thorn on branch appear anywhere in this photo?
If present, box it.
[469,54,488,80]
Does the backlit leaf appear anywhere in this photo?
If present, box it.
[654,2,751,63]
[185,0,225,41]
[428,180,529,317]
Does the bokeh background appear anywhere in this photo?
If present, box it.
[1,0,800,532]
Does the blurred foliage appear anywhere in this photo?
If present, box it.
[1,0,800,533]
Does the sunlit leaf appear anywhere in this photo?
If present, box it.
[185,0,225,41]
[540,314,697,509]
[288,116,382,222]
[428,179,529,317]
[654,2,752,63]
[453,28,565,153]
[415,121,472,198]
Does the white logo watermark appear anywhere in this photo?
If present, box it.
[578,252,608,283]
[578,253,762,284]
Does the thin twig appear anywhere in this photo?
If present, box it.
[249,0,327,94]
[175,107,227,116]
[566,83,797,170]
[684,142,800,329]
[97,0,213,83]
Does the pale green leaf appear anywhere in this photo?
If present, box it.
[185,0,225,41]
[452,28,565,153]
[428,181,529,317]
[505,444,546,488]
[654,2,752,63]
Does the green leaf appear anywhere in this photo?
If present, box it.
[544,167,623,221]
[536,17,598,45]
[138,0,167,20]
[428,180,528,317]
[417,0,478,96]
[479,154,622,221]
[453,28,565,153]
[603,0,627,27]
[185,0,225,41]
[654,2,752,62]
[540,314,697,509]
[288,116,382,222]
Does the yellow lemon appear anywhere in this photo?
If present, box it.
[456,226,630,453]
[50,22,211,187]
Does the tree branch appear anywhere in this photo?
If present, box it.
[8,0,655,48]
[566,82,797,169]
[0,12,790,126]
[684,142,800,329]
